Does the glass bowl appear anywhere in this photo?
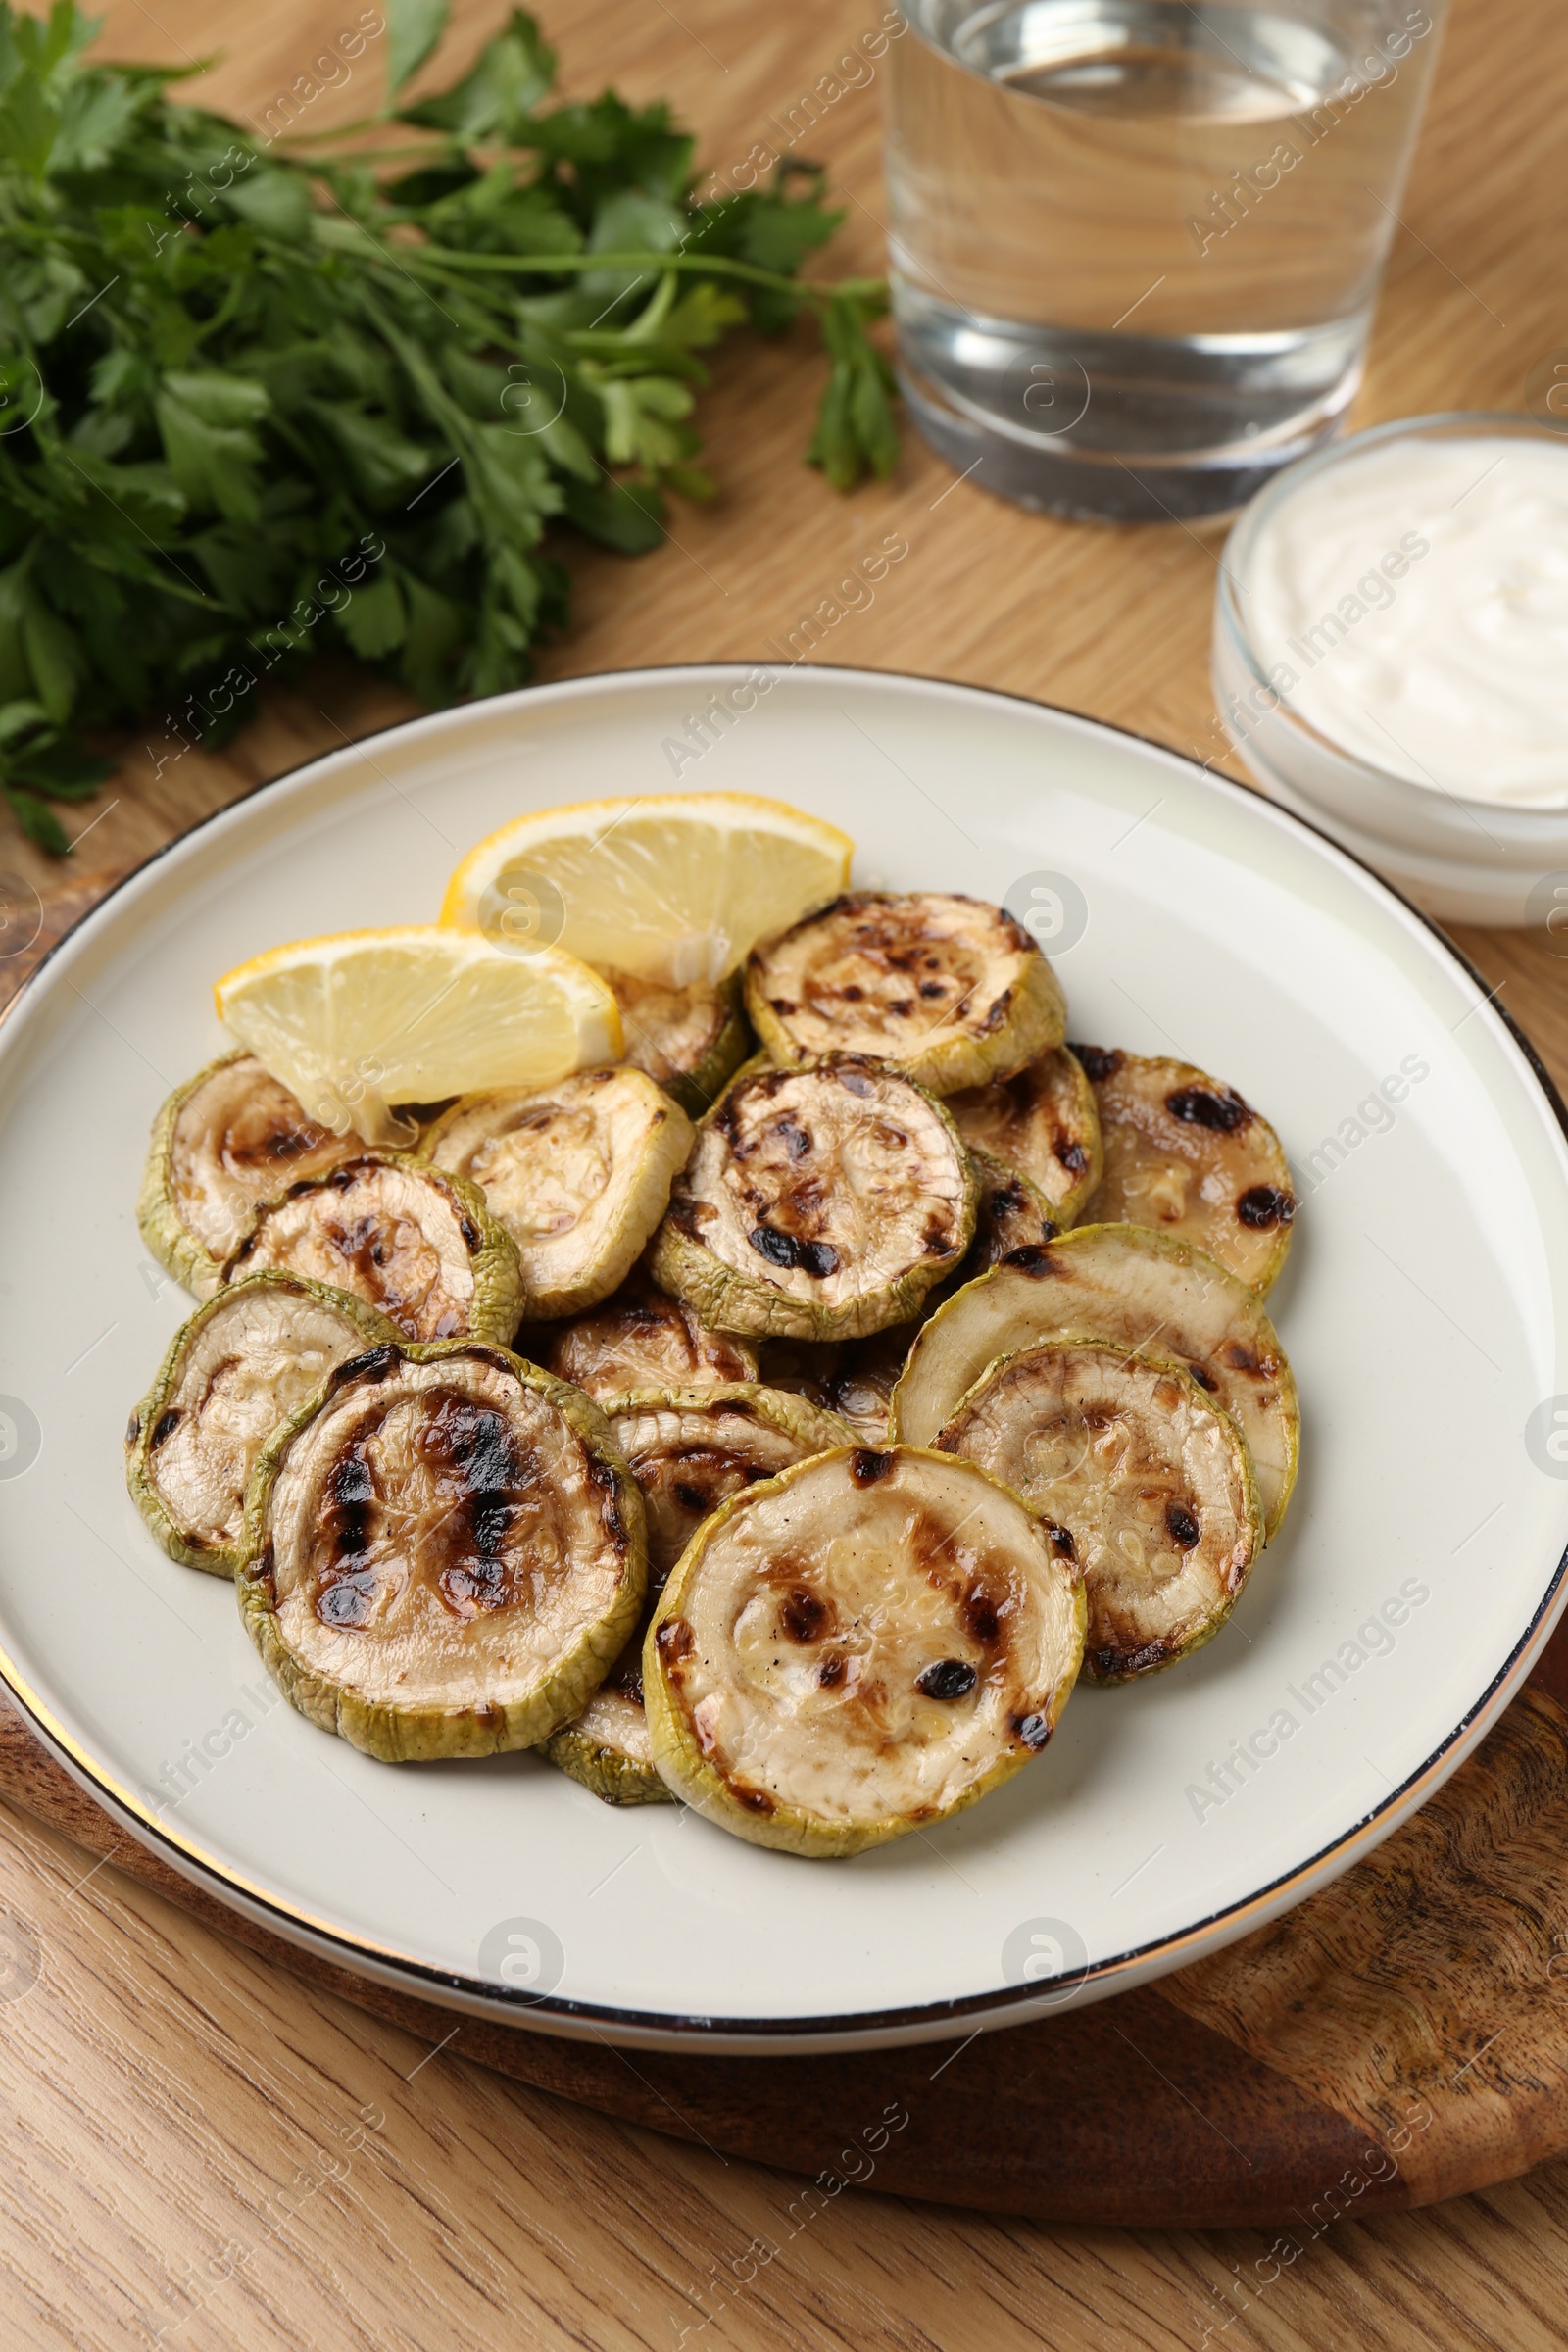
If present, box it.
[1211,412,1568,925]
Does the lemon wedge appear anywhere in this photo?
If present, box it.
[215,927,622,1148]
[440,793,854,986]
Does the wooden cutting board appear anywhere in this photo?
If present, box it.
[5,1643,1568,2233]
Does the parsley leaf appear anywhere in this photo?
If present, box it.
[0,1,902,851]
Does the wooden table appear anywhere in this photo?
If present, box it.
[4,1,1565,2344]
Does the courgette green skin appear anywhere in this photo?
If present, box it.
[657,972,753,1120]
[648,1065,978,1342]
[235,1340,647,1763]
[601,1380,858,1457]
[223,1152,527,1347]
[136,1048,251,1298]
[541,1715,674,1806]
[1033,1045,1104,1227]
[648,1203,971,1343]
[124,1271,401,1578]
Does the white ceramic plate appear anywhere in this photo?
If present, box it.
[3,665,1567,2055]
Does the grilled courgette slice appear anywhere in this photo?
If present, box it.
[139,1051,363,1298]
[1072,1046,1296,1294]
[946,1150,1057,1294]
[650,1055,977,1340]
[754,1335,843,1415]
[823,1329,917,1443]
[421,1069,693,1322]
[644,1445,1085,1857]
[608,1385,856,1589]
[236,1341,646,1761]
[124,1274,401,1578]
[223,1154,523,1345]
[934,1340,1263,1681]
[758,1332,917,1444]
[891,1225,1299,1539]
[949,1047,1102,1226]
[542,1383,855,1804]
[543,1661,669,1805]
[604,968,751,1118]
[528,1266,759,1399]
[745,892,1066,1096]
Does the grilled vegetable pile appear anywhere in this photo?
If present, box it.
[125,789,1300,1867]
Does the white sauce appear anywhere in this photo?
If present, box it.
[1241,433,1568,809]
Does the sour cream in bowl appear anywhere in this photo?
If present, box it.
[1212,415,1568,924]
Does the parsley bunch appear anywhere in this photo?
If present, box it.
[0,1,899,850]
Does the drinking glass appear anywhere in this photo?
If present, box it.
[884,0,1451,518]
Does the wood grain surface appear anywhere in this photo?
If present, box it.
[9,1660,1568,2234]
[3,0,1567,2344]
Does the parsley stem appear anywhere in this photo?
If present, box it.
[394,239,888,314]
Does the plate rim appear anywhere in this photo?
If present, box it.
[4,659,1567,2051]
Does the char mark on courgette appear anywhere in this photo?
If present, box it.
[937,1148,1058,1302]
[650,1054,977,1340]
[753,1330,931,1445]
[526,1263,759,1399]
[606,1384,856,1592]
[745,892,1066,1096]
[236,1341,646,1762]
[808,1326,920,1444]
[934,1338,1264,1680]
[1071,1047,1296,1293]
[139,1052,365,1298]
[948,1045,1103,1225]
[541,1382,855,1804]
[223,1153,523,1345]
